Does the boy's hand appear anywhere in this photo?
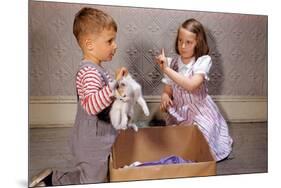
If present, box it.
[155,48,168,71]
[160,92,173,112]
[115,67,128,81]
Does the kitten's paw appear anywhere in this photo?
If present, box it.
[120,123,128,130]
[144,109,150,116]
[121,126,127,130]
[112,124,120,130]
[129,123,138,132]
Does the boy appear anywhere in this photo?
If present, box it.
[29,7,127,187]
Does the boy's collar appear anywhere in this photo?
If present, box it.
[81,58,102,67]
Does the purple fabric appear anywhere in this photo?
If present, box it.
[137,156,194,167]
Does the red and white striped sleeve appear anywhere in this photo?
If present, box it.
[76,66,114,115]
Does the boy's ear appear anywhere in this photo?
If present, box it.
[85,39,94,51]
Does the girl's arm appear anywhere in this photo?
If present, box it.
[156,49,204,92]
[163,67,204,92]
[163,84,172,97]
[160,84,173,111]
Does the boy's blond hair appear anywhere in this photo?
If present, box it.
[73,7,117,46]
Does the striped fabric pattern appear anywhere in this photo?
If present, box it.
[76,66,114,115]
[166,57,233,161]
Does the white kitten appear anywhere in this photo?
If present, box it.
[110,74,150,132]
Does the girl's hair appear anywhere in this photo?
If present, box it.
[175,18,209,60]
[73,7,117,45]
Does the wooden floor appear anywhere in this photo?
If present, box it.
[28,122,267,183]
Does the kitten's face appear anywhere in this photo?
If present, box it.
[116,78,134,99]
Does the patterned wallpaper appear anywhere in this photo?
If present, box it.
[29,1,268,96]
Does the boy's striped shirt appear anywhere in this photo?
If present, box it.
[76,66,114,115]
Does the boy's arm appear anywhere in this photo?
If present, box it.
[77,67,115,116]
[115,67,128,80]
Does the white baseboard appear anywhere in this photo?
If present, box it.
[29,96,267,128]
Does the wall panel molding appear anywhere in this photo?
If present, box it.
[29,96,267,128]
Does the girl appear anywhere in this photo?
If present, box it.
[155,18,233,161]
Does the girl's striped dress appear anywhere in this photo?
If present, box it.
[163,55,233,161]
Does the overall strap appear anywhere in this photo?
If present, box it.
[76,61,111,123]
[76,61,110,101]
[75,61,113,123]
[79,61,110,85]
[170,57,179,72]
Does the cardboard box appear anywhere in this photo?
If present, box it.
[109,125,216,182]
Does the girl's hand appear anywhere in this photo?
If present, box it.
[160,92,173,112]
[155,48,168,71]
[115,67,128,81]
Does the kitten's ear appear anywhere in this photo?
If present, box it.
[127,74,132,79]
